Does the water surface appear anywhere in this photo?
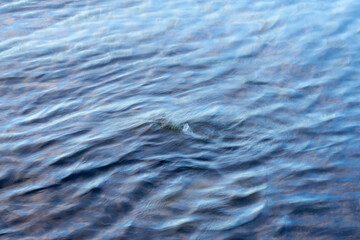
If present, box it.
[1,0,360,239]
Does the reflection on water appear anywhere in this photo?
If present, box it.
[1,0,360,239]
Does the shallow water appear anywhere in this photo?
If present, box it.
[1,0,360,239]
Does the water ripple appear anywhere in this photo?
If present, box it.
[1,0,360,239]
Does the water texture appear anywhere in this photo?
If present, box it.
[1,0,360,239]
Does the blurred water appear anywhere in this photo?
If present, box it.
[1,0,360,239]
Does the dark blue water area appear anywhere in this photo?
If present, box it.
[1,0,360,239]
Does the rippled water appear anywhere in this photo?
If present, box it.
[1,0,360,239]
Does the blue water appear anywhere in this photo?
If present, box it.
[1,0,360,239]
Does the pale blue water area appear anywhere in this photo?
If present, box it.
[1,0,360,239]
